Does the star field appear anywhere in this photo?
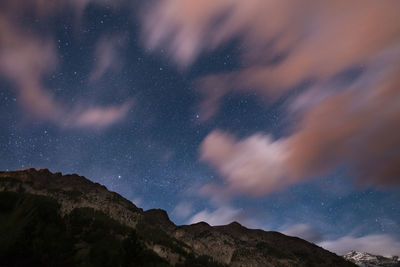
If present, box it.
[1,0,400,257]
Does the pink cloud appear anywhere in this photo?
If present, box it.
[141,0,235,67]
[69,101,134,129]
[200,67,400,194]
[142,0,400,122]
[200,61,400,194]
[192,0,400,119]
[200,131,292,196]
[0,2,132,130]
[142,0,400,194]
[89,35,127,82]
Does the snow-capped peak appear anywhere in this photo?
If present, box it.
[343,251,400,267]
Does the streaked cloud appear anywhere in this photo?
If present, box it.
[200,68,400,195]
[141,0,400,195]
[0,0,132,130]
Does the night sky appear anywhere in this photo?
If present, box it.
[1,0,400,257]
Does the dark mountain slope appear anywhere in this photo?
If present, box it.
[0,169,355,267]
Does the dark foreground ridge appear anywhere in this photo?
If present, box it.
[0,169,356,267]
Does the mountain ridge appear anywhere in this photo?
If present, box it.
[0,168,356,266]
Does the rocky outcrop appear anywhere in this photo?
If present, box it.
[0,169,356,266]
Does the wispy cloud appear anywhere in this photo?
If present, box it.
[281,223,400,257]
[172,202,193,220]
[188,205,261,229]
[89,35,127,83]
[319,234,400,257]
[69,101,134,129]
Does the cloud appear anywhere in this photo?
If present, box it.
[319,234,400,257]
[142,0,400,89]
[281,224,324,243]
[141,0,235,67]
[89,35,127,82]
[284,63,400,187]
[172,202,193,220]
[0,0,132,129]
[163,0,400,195]
[0,18,59,118]
[132,197,142,207]
[200,68,400,195]
[188,206,239,226]
[281,223,400,257]
[70,101,133,129]
[188,205,260,229]
[200,131,292,196]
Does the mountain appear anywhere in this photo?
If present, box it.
[343,251,400,267]
[0,168,356,267]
